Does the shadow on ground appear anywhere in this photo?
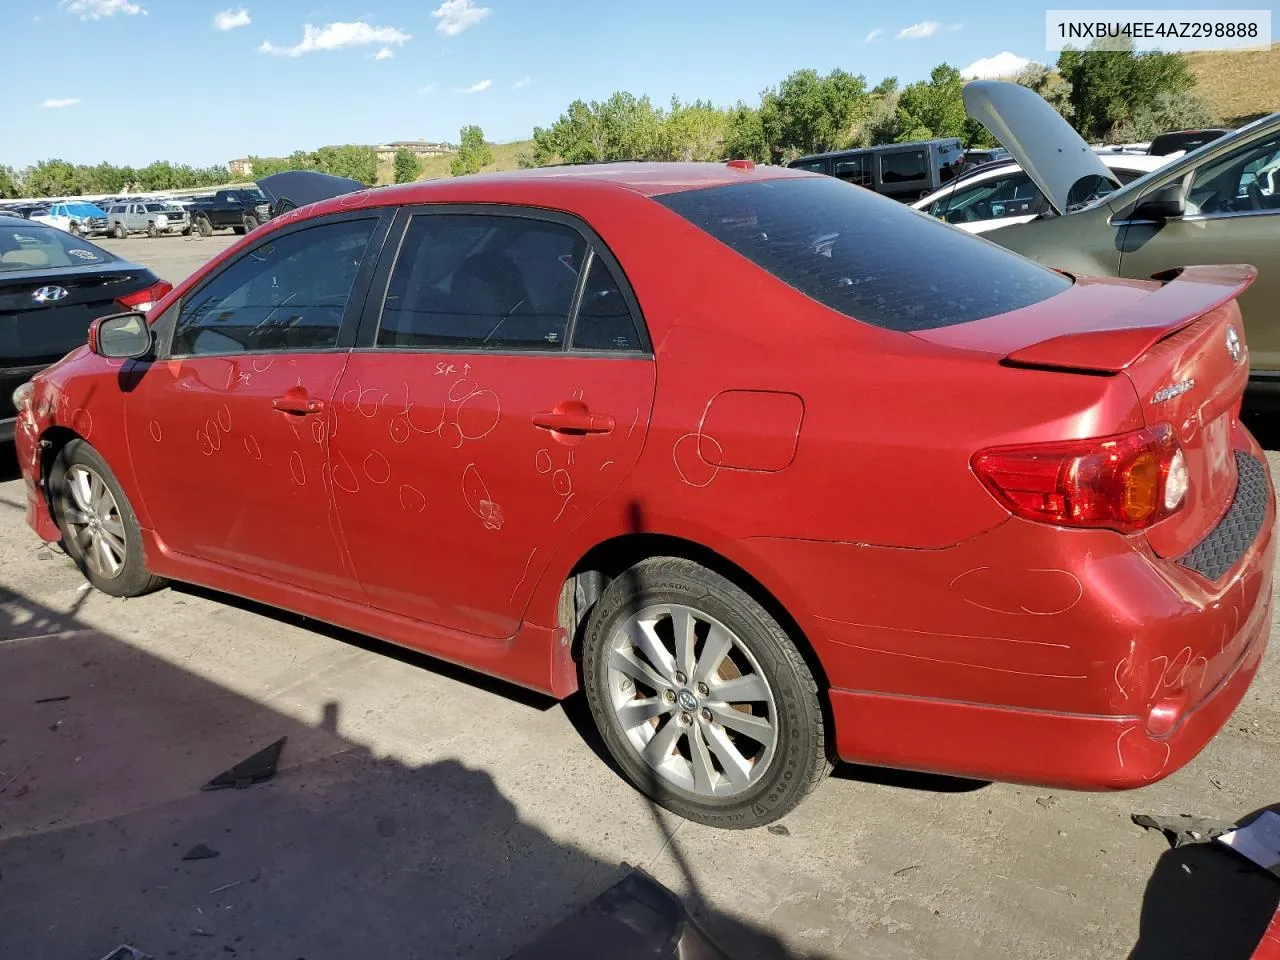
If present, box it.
[1128,803,1280,960]
[0,587,832,959]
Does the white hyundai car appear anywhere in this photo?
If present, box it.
[912,153,1172,234]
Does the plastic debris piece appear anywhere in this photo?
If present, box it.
[202,737,286,791]
[1131,813,1238,849]
[98,947,153,960]
[182,844,220,861]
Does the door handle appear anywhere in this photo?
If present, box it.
[533,410,614,435]
[272,394,323,415]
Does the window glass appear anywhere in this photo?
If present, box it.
[571,255,642,351]
[0,224,114,272]
[145,203,169,213]
[170,218,376,356]
[791,160,826,173]
[880,150,928,183]
[658,177,1071,333]
[378,214,587,351]
[1188,133,1280,215]
[834,155,872,187]
[928,172,1044,223]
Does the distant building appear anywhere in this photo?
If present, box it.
[375,141,455,162]
[228,158,253,177]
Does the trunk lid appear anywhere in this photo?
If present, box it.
[962,80,1121,215]
[918,264,1257,560]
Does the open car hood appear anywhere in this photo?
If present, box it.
[256,170,365,215]
[962,80,1120,215]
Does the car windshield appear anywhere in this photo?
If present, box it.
[657,176,1071,332]
[145,203,171,212]
[1078,113,1280,213]
[0,224,113,271]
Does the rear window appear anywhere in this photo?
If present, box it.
[0,225,113,272]
[657,177,1072,332]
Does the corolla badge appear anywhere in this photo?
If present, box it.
[1226,325,1243,364]
[1152,378,1195,404]
[32,285,69,303]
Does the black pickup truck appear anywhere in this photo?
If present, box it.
[187,188,273,236]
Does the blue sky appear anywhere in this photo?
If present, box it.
[0,0,1221,168]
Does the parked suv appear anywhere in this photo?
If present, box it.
[30,202,109,237]
[788,138,967,201]
[187,188,272,236]
[108,202,191,238]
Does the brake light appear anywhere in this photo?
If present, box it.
[973,424,1188,533]
[114,279,173,314]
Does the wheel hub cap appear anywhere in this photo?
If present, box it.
[605,602,778,799]
[64,465,127,580]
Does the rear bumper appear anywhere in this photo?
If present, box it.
[830,583,1270,788]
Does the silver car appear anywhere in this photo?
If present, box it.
[107,201,191,238]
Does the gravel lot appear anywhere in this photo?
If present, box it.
[1,234,1277,958]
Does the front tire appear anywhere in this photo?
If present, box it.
[49,440,166,598]
[196,216,213,238]
[581,557,829,828]
[146,222,158,238]
[69,223,81,237]
[112,222,126,239]
[243,214,259,232]
[231,225,246,236]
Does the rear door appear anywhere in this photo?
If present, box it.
[329,206,656,639]
[1117,129,1280,372]
[124,209,393,599]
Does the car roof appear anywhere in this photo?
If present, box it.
[790,139,962,163]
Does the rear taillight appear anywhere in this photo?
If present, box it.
[973,424,1188,533]
[114,279,173,314]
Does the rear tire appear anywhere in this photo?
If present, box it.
[231,225,246,236]
[581,557,830,829]
[49,440,166,598]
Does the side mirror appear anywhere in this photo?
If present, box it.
[1131,181,1187,221]
[89,312,153,360]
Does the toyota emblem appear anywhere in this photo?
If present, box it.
[1226,325,1243,364]
[32,285,69,304]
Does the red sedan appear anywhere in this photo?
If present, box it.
[11,163,1273,828]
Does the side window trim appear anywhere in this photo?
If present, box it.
[352,203,653,358]
[156,207,395,361]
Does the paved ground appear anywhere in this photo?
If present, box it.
[1,236,1278,958]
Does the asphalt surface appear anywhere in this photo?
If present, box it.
[1,233,1278,959]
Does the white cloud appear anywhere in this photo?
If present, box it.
[896,20,940,39]
[213,7,250,30]
[864,28,884,42]
[456,79,491,93]
[432,0,490,36]
[373,46,394,60]
[41,98,82,108]
[259,21,411,57]
[961,51,1031,80]
[512,75,531,88]
[60,0,145,19]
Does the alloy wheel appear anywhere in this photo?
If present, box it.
[605,603,778,798]
[63,465,127,579]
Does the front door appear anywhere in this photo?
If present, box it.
[329,208,656,638]
[1118,129,1280,370]
[125,210,390,600]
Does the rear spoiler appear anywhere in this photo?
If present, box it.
[1003,264,1258,374]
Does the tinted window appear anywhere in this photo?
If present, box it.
[880,150,928,183]
[791,160,826,173]
[1188,132,1280,214]
[0,225,113,271]
[834,155,872,188]
[658,177,1071,332]
[571,255,643,351]
[170,218,376,356]
[377,214,586,351]
[145,203,168,212]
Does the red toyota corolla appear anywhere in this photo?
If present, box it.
[11,163,1274,828]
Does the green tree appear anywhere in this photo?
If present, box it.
[660,97,730,161]
[393,147,423,183]
[723,104,771,162]
[314,145,378,185]
[1015,63,1074,122]
[893,64,968,142]
[872,76,899,97]
[768,68,871,155]
[23,159,81,197]
[137,160,178,191]
[451,125,494,176]
[1058,38,1197,141]
[0,165,19,198]
[1109,89,1214,143]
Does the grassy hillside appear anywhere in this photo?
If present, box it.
[375,140,534,184]
[1187,43,1279,125]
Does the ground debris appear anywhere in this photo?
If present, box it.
[34,695,70,704]
[767,823,790,837]
[182,844,220,862]
[97,948,153,960]
[1035,796,1058,809]
[203,738,286,791]
[1131,813,1237,849]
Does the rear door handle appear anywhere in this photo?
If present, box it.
[272,394,323,415]
[533,411,614,435]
